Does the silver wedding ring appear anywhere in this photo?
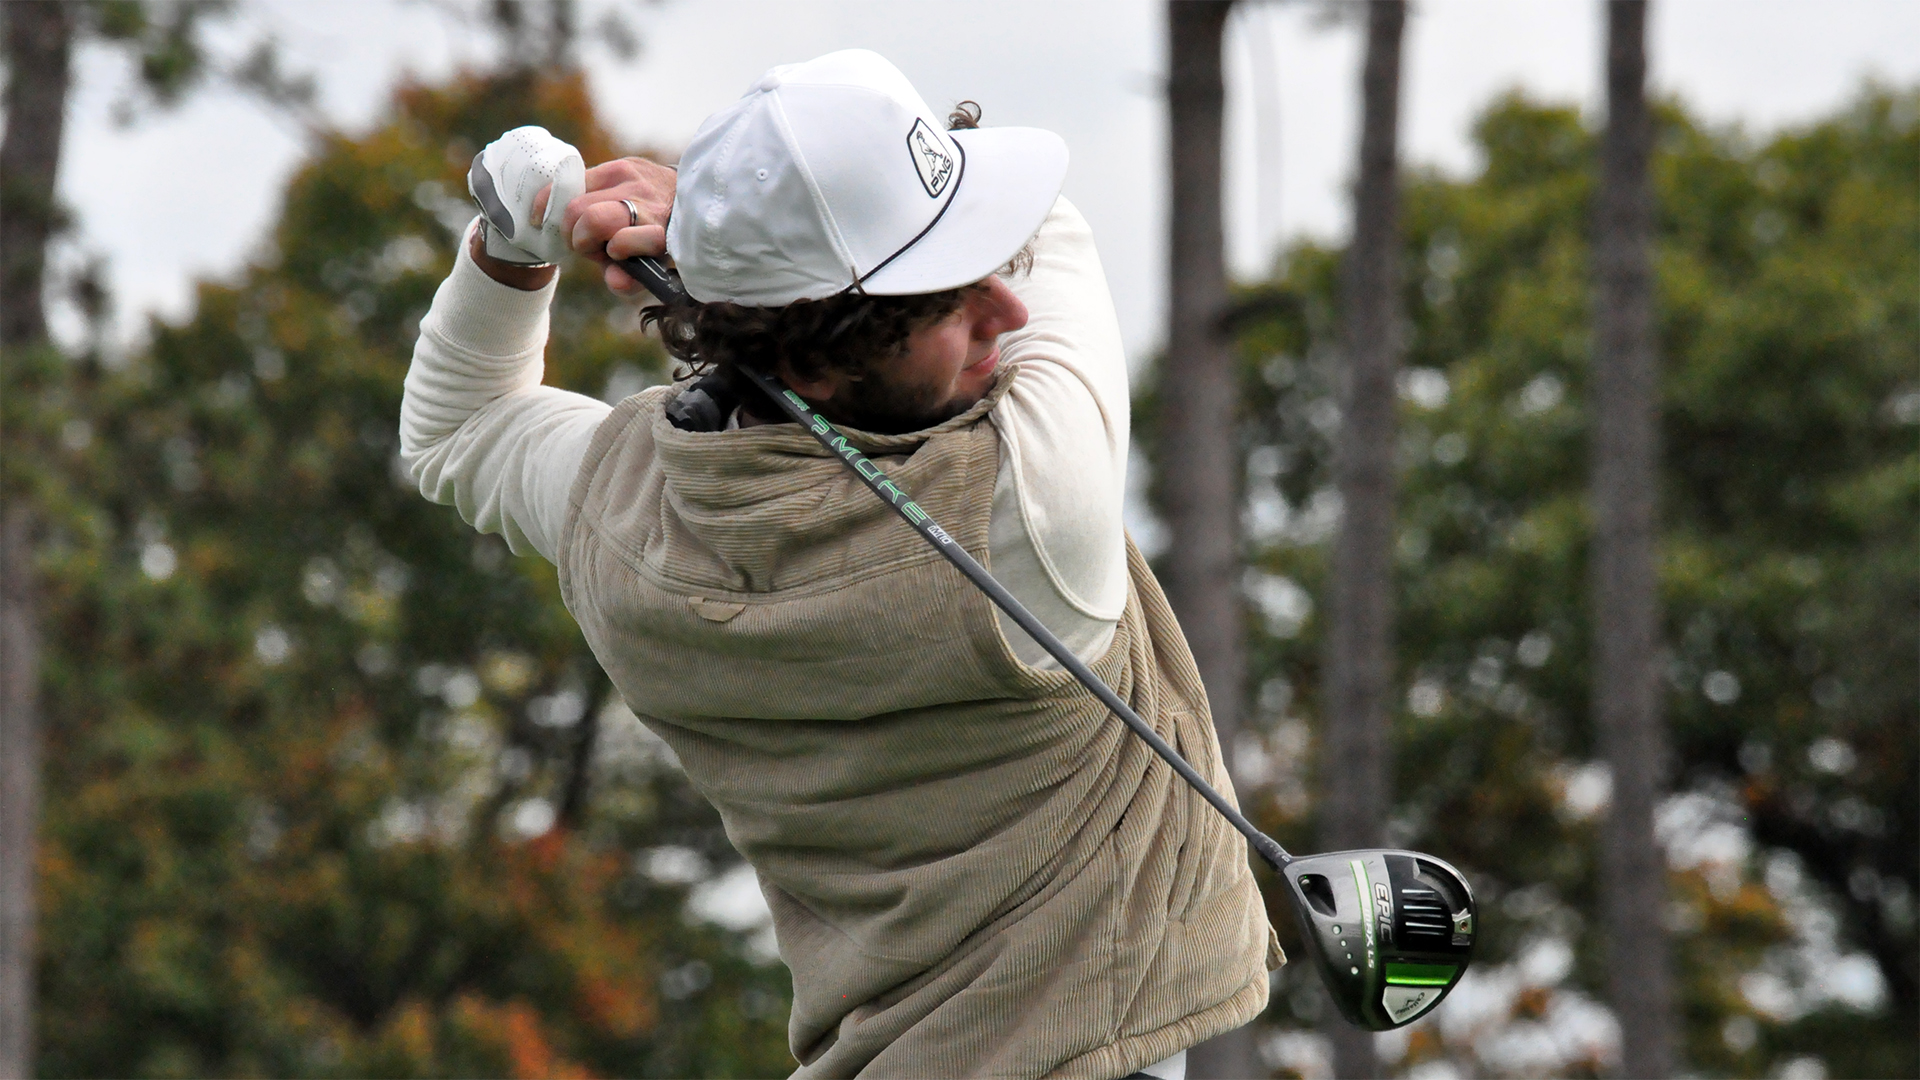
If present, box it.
[621,198,641,228]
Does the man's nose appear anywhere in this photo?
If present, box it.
[976,280,1030,338]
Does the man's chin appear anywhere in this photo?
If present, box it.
[835,386,982,435]
[927,389,986,427]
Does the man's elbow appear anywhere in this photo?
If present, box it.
[396,368,454,496]
[394,411,448,502]
[395,399,428,493]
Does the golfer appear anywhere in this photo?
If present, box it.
[402,49,1280,1080]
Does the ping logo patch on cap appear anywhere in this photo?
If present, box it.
[907,117,954,198]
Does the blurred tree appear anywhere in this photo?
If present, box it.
[1208,86,1915,1078]
[1320,3,1407,1074]
[1590,3,1676,1076]
[3,4,314,1074]
[30,69,794,1078]
[0,0,71,345]
[1,4,73,1071]
[1160,3,1261,1078]
[1161,0,1241,779]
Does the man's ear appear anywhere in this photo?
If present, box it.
[775,361,842,405]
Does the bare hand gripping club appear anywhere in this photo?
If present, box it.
[619,253,1476,1030]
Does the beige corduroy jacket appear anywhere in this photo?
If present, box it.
[559,370,1281,1080]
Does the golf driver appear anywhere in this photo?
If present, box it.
[619,251,1477,1031]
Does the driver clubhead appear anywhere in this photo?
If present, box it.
[1281,849,1476,1030]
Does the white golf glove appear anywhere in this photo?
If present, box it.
[467,125,585,265]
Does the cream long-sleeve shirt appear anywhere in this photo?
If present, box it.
[400,197,1129,669]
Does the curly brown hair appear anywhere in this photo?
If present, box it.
[639,101,1030,431]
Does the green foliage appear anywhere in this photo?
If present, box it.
[30,70,795,1078]
[77,1,317,126]
[83,0,232,111]
[1216,86,1917,1077]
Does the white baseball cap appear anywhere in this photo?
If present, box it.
[667,49,1068,306]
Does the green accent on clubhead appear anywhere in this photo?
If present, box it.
[1385,963,1457,986]
[1350,859,1375,973]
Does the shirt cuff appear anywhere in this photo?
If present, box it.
[428,216,560,359]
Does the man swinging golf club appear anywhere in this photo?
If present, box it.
[403,49,1281,1079]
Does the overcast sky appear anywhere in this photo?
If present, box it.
[47,0,1920,359]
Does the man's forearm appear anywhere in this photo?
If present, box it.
[399,218,608,562]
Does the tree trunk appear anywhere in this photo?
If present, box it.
[1,0,71,346]
[1592,3,1675,1076]
[1161,4,1256,1078]
[0,5,71,1077]
[1320,2,1406,1076]
[0,509,41,1080]
[1161,0,1239,828]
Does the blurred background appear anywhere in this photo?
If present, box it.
[0,1,1913,1077]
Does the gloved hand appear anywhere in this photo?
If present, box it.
[467,126,585,265]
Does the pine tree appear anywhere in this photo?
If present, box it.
[1321,3,1407,1075]
[1590,3,1677,1075]
[1160,4,1260,1076]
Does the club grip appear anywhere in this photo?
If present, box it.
[621,255,690,307]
